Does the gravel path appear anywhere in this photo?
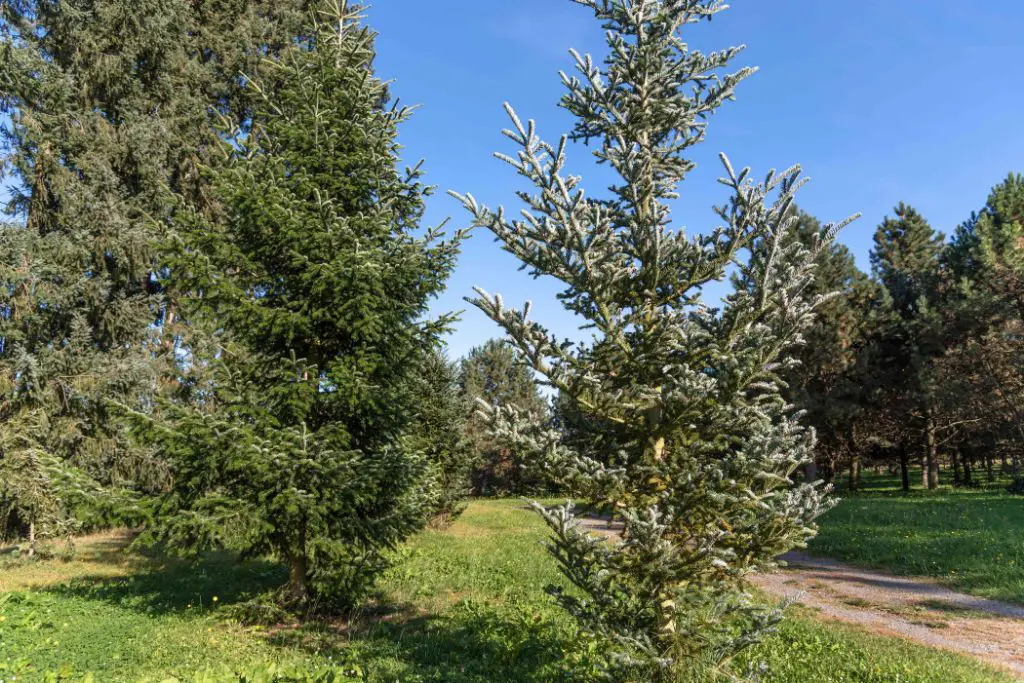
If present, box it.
[751,552,1024,676]
[576,517,1024,676]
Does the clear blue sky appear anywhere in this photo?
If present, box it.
[368,1,1024,360]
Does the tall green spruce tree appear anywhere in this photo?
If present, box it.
[870,203,946,489]
[452,1,854,678]
[459,339,547,494]
[0,0,223,547]
[131,1,464,610]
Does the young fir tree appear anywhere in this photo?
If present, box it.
[451,1,854,678]
[131,1,464,610]
[0,0,227,548]
[870,204,946,489]
[459,339,547,495]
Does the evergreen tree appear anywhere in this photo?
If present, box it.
[410,348,473,525]
[452,1,853,678]
[780,211,877,489]
[129,1,464,610]
[459,339,547,495]
[948,173,1024,325]
[946,174,1024,487]
[0,0,227,547]
[869,204,946,489]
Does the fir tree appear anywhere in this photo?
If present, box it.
[451,1,854,678]
[459,339,547,495]
[130,1,464,610]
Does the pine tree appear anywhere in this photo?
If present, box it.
[459,339,547,495]
[870,204,946,489]
[129,1,464,610]
[949,173,1024,325]
[946,174,1024,487]
[781,211,877,489]
[451,1,854,678]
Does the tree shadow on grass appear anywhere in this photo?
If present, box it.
[45,551,287,615]
[269,598,579,683]
[42,553,579,681]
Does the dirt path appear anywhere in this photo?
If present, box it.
[752,552,1024,676]
[577,517,1024,676]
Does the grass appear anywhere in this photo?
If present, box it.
[0,500,1015,682]
[811,470,1024,604]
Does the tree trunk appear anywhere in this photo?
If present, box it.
[849,453,861,492]
[27,520,35,558]
[952,448,962,486]
[847,425,860,492]
[962,448,973,487]
[286,522,310,605]
[899,446,910,492]
[985,450,995,482]
[925,409,939,490]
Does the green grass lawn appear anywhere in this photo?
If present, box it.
[811,470,1024,604]
[0,500,1015,682]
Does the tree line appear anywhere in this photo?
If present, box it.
[785,179,1024,492]
[0,0,1019,680]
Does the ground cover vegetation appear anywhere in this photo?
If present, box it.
[810,470,1024,604]
[0,501,1017,682]
[0,0,1020,681]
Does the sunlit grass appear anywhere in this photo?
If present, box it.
[0,499,1014,682]
[811,471,1024,603]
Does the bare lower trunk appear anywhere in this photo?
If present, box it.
[952,448,962,485]
[27,520,35,557]
[962,449,973,486]
[899,446,910,492]
[925,410,939,490]
[286,521,310,605]
[849,453,861,492]
[287,552,309,604]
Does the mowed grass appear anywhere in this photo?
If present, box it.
[811,470,1024,604]
[0,500,1014,682]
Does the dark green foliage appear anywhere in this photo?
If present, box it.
[867,204,947,490]
[129,1,464,611]
[872,203,946,320]
[410,348,473,524]
[779,210,878,486]
[0,0,223,544]
[458,339,547,495]
[948,173,1024,324]
[941,174,1024,488]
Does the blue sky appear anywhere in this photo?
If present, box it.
[368,1,1024,360]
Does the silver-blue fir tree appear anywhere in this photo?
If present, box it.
[452,1,856,679]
